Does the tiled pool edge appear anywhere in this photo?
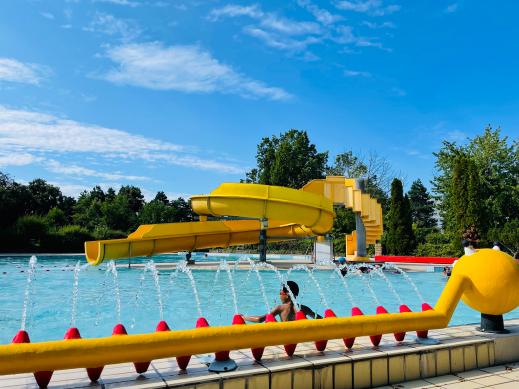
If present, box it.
[2,319,519,389]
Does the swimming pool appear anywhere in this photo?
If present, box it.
[1,254,518,345]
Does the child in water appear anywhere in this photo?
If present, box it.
[241,280,322,322]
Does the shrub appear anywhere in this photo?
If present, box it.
[415,232,460,257]
[15,215,49,247]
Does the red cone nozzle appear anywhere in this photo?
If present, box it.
[196,317,210,328]
[284,310,306,356]
[344,307,364,349]
[232,314,246,325]
[12,330,30,343]
[265,313,277,322]
[315,309,336,351]
[64,327,81,340]
[252,313,277,361]
[156,320,170,331]
[178,318,207,370]
[324,309,336,318]
[370,306,387,347]
[13,330,53,388]
[394,305,412,341]
[112,324,128,335]
[135,321,170,374]
[417,303,433,338]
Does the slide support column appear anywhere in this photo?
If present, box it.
[355,179,367,258]
[259,218,268,262]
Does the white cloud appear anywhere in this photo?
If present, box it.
[84,12,142,42]
[209,4,322,35]
[297,0,343,25]
[243,26,321,51]
[101,42,292,100]
[41,12,55,20]
[446,130,468,142]
[46,159,150,181]
[335,0,400,16]
[0,105,245,175]
[0,152,40,167]
[208,4,325,54]
[209,4,262,20]
[93,0,139,7]
[0,58,49,85]
[209,3,390,56]
[445,3,459,13]
[344,69,371,77]
[361,21,395,29]
[391,87,406,96]
[47,181,122,198]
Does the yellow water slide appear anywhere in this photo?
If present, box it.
[85,177,383,265]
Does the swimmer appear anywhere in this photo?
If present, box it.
[337,257,347,276]
[241,281,322,322]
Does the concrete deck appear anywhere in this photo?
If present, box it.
[2,319,519,388]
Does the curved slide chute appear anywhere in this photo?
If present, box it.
[86,220,314,266]
[85,178,382,265]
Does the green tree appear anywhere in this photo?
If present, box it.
[27,179,63,215]
[433,127,518,243]
[73,189,104,230]
[154,191,169,205]
[139,200,176,224]
[46,207,67,227]
[385,178,415,255]
[60,196,76,224]
[488,219,519,258]
[101,194,137,232]
[450,152,484,239]
[244,129,328,188]
[118,185,144,214]
[467,128,519,229]
[170,198,196,222]
[0,172,31,228]
[106,187,116,202]
[408,179,436,228]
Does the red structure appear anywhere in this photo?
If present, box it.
[375,255,456,264]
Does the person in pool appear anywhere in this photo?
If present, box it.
[241,280,322,322]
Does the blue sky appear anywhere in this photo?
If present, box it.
[0,0,518,199]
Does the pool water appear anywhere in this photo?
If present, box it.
[1,255,518,345]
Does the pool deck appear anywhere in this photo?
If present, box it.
[3,319,519,388]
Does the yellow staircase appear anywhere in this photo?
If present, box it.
[301,176,383,259]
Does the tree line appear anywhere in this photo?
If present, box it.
[1,127,517,257]
[0,177,195,252]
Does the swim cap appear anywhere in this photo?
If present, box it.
[283,281,299,298]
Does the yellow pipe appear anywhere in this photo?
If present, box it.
[0,274,468,375]
[0,310,447,375]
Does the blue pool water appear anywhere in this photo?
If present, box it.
[1,254,518,345]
